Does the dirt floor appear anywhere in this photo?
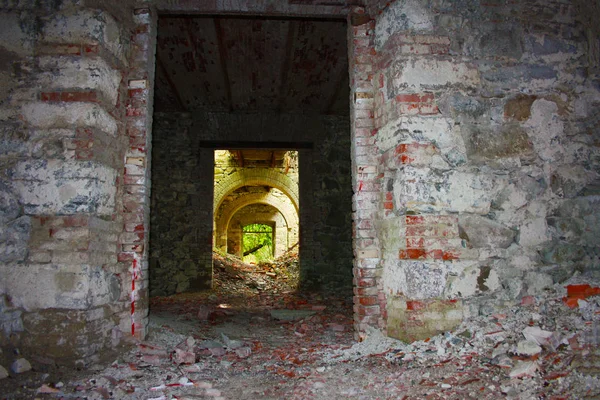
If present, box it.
[1,253,600,399]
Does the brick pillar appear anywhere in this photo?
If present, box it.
[348,8,385,340]
[118,7,157,340]
[5,6,133,365]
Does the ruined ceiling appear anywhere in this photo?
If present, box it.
[154,16,350,116]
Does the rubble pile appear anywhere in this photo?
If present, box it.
[1,271,599,399]
[212,250,300,296]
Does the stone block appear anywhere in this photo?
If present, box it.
[390,58,480,91]
[462,123,533,165]
[395,170,498,214]
[458,215,515,249]
[447,264,501,298]
[384,260,449,299]
[0,215,31,263]
[377,117,466,166]
[37,57,122,107]
[525,272,554,295]
[386,296,463,342]
[518,217,550,247]
[550,165,593,198]
[0,12,35,56]
[504,94,538,121]
[21,102,117,138]
[374,0,434,49]
[9,159,117,215]
[41,9,128,65]
[20,306,116,365]
[477,27,523,60]
[0,264,120,311]
[0,182,20,223]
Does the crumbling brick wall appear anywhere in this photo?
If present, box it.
[0,1,145,365]
[354,0,600,342]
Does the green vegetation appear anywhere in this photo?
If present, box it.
[242,223,274,263]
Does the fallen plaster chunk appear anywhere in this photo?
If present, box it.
[523,326,561,350]
[516,340,542,356]
[509,361,538,378]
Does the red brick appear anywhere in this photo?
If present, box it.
[399,248,427,259]
[41,91,98,103]
[384,201,393,210]
[406,215,425,225]
[356,277,376,287]
[358,296,379,306]
[406,300,426,311]
[118,252,135,262]
[395,93,423,103]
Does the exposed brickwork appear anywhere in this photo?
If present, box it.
[118,7,157,339]
[349,8,386,340]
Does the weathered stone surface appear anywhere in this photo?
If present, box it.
[0,182,19,223]
[20,306,119,365]
[37,57,122,106]
[0,365,8,379]
[458,215,515,249]
[0,12,35,56]
[0,264,121,310]
[374,0,433,49]
[9,160,117,215]
[0,215,31,263]
[462,123,533,164]
[504,94,538,121]
[10,358,31,374]
[41,10,128,65]
[21,102,117,138]
[391,58,480,91]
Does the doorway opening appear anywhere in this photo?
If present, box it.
[147,13,355,391]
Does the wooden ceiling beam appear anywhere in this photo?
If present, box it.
[276,20,296,112]
[214,18,234,112]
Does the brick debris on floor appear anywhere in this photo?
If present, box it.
[1,254,599,399]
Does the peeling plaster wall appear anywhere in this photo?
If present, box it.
[360,0,600,342]
[0,1,141,366]
[150,112,353,295]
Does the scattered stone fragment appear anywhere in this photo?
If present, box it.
[509,361,538,378]
[270,309,316,321]
[221,333,244,349]
[173,348,196,365]
[198,305,212,320]
[10,358,31,374]
[522,326,560,350]
[0,365,8,379]
[235,347,252,358]
[516,340,542,356]
[37,384,60,393]
[491,353,513,368]
[209,347,227,357]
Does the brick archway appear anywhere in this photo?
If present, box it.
[213,169,299,213]
[215,191,299,251]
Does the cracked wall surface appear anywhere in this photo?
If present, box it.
[0,0,598,366]
[355,0,600,342]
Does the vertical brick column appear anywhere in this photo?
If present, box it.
[348,8,384,340]
[118,7,157,340]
